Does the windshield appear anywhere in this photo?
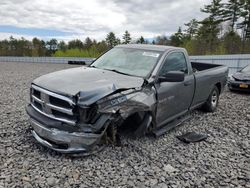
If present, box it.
[91,47,162,77]
[241,65,250,74]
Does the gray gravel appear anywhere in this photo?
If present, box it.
[0,62,249,188]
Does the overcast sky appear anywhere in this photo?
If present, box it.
[0,0,211,41]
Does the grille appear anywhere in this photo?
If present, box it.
[30,85,77,125]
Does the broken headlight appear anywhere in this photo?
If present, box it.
[79,104,98,123]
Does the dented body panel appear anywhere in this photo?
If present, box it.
[26,44,228,154]
[33,66,144,103]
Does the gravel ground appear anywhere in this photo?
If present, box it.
[0,62,249,188]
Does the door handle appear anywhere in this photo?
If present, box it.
[184,81,192,86]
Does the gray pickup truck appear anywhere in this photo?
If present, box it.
[26,44,228,154]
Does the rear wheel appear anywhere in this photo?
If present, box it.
[202,86,219,112]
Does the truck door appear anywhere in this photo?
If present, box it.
[155,51,195,127]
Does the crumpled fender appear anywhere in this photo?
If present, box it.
[97,85,157,120]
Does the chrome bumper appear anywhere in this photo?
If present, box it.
[30,118,104,153]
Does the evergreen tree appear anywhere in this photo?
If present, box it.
[96,40,109,53]
[197,18,220,54]
[32,38,47,56]
[137,36,145,44]
[46,39,58,56]
[170,27,184,47]
[116,38,121,45]
[222,0,243,31]
[236,0,250,52]
[0,39,9,56]
[18,37,32,56]
[9,36,17,56]
[84,37,93,49]
[57,41,67,52]
[68,39,84,49]
[184,19,199,38]
[122,30,132,44]
[222,31,241,53]
[201,0,224,23]
[199,0,224,53]
[106,32,119,48]
[155,35,169,45]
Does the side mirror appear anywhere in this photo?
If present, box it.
[158,71,185,82]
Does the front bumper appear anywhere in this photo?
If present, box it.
[26,105,108,154]
[228,80,250,92]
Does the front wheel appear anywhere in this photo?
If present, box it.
[202,86,219,112]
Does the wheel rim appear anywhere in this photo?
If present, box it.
[211,91,218,108]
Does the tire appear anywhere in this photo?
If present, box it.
[202,86,219,112]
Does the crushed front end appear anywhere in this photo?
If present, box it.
[26,83,156,154]
[26,84,113,154]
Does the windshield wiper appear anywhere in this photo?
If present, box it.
[103,68,133,76]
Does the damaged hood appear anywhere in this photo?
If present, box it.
[233,72,250,81]
[33,67,144,105]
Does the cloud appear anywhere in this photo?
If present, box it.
[0,0,211,40]
[0,32,35,41]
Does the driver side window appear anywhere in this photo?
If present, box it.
[159,52,188,76]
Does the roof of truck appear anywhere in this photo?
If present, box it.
[116,44,184,52]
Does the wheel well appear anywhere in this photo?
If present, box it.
[215,82,221,94]
[118,112,145,133]
[118,111,154,137]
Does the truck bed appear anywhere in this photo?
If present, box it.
[190,61,228,109]
[191,62,223,72]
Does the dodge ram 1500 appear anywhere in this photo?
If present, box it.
[26,44,228,154]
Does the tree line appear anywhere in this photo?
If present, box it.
[0,0,250,57]
[173,0,250,55]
